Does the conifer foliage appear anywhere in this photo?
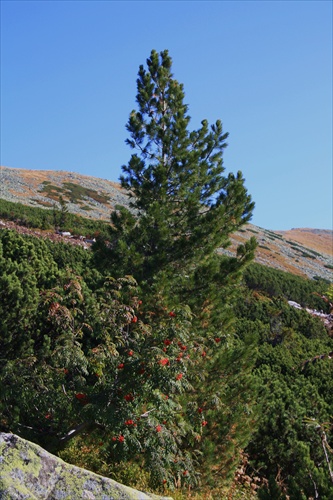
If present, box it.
[100,49,255,285]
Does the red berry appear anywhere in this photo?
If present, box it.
[75,393,88,404]
[158,358,169,366]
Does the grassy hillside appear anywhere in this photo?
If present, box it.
[1,166,332,282]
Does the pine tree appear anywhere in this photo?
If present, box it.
[58,196,69,228]
[97,49,256,289]
[92,49,259,488]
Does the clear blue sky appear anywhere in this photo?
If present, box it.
[1,0,332,230]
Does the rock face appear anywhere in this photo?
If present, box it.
[0,433,173,500]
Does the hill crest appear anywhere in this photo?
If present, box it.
[0,166,332,282]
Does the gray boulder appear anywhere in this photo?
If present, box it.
[0,433,173,500]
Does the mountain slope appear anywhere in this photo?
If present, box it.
[277,228,333,256]
[1,166,332,282]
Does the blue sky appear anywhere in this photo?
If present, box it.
[1,0,332,230]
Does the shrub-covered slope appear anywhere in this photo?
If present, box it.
[0,166,332,281]
[0,227,332,498]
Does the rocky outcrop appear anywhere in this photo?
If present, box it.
[0,433,173,500]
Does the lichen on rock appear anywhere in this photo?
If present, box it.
[0,433,173,500]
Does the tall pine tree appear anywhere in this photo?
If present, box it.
[93,50,258,488]
[96,49,256,289]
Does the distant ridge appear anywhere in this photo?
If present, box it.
[277,228,332,257]
[0,166,332,282]
[0,166,129,220]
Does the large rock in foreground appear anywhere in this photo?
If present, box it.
[0,433,173,500]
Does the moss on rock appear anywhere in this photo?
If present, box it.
[0,433,173,500]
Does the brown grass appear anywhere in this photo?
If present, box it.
[277,229,333,257]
